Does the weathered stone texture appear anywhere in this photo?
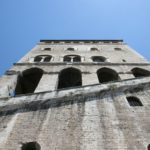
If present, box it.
[0,40,150,150]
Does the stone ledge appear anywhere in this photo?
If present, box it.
[13,62,150,66]
[0,76,150,116]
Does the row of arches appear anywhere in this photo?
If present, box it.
[42,47,122,51]
[14,67,150,95]
[33,55,107,63]
[21,141,150,150]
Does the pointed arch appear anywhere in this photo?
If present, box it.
[97,67,119,83]
[131,67,150,78]
[15,68,43,95]
[58,67,82,89]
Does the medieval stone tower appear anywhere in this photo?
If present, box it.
[0,40,150,150]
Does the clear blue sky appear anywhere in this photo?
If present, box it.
[0,0,150,75]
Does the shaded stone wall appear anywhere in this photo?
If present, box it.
[0,80,149,150]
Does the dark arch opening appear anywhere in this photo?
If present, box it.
[58,68,82,89]
[64,55,71,62]
[126,96,143,106]
[15,68,43,95]
[21,142,41,150]
[43,56,52,62]
[131,68,150,78]
[148,144,150,150]
[92,56,106,62]
[34,56,42,62]
[64,55,81,62]
[97,68,119,83]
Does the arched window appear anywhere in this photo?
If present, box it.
[15,68,43,95]
[92,56,106,62]
[63,55,81,62]
[67,48,75,51]
[131,68,150,78]
[34,55,52,62]
[148,144,150,150]
[21,142,41,150]
[34,56,42,62]
[126,96,143,106]
[43,56,52,62]
[58,68,82,89]
[91,47,98,51]
[97,68,119,83]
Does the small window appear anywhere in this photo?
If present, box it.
[44,48,51,51]
[92,56,106,62]
[126,96,143,107]
[148,144,150,150]
[67,48,75,51]
[115,48,122,50]
[91,47,98,51]
[122,59,126,62]
[21,142,41,150]
[34,56,42,62]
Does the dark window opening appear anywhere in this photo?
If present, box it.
[148,144,150,150]
[44,48,51,51]
[34,55,52,62]
[131,68,150,78]
[43,56,52,62]
[63,55,81,62]
[122,59,126,62]
[58,68,82,89]
[114,48,122,51]
[64,56,71,62]
[21,142,41,150]
[73,56,81,62]
[126,96,143,106]
[92,56,106,62]
[15,68,43,95]
[67,48,75,51]
[34,56,42,62]
[97,68,119,83]
[91,47,98,51]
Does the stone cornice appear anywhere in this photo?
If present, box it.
[13,62,150,66]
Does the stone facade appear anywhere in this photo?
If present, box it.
[0,40,150,150]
